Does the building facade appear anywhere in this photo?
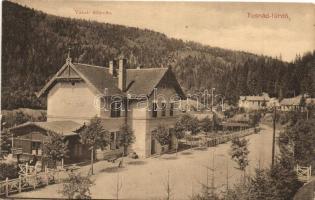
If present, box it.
[238,93,270,111]
[10,56,186,161]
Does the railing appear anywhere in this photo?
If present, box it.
[0,166,56,197]
[296,164,312,183]
[185,128,256,148]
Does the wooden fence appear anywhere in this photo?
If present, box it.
[185,128,256,148]
[0,166,56,197]
[296,164,312,183]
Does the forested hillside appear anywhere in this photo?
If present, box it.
[2,1,315,109]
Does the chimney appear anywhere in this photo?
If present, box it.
[109,60,118,77]
[109,60,114,75]
[118,58,127,91]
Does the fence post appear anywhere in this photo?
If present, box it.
[5,177,8,197]
[18,176,21,193]
[26,163,29,175]
[33,175,36,189]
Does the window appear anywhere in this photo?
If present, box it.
[170,103,174,116]
[161,102,166,117]
[152,102,157,118]
[115,131,120,149]
[111,102,121,118]
[31,142,41,155]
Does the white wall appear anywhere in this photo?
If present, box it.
[47,82,100,123]
[130,86,181,157]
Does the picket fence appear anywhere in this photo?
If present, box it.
[186,128,255,148]
[0,166,56,197]
[296,164,312,183]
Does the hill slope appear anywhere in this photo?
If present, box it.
[2,1,314,109]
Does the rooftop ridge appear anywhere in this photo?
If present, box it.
[74,63,167,71]
[73,62,108,69]
[127,67,168,70]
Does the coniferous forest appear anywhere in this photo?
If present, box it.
[2,1,315,110]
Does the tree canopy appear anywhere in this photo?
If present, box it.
[2,1,314,110]
[79,117,109,150]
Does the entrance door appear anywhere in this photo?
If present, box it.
[151,139,156,155]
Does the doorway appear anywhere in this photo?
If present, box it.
[151,139,156,155]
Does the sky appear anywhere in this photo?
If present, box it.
[12,0,315,62]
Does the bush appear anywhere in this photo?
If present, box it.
[0,162,18,181]
[175,114,199,135]
[199,116,212,132]
[60,172,93,199]
[153,124,171,146]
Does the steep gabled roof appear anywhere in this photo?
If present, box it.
[126,68,168,96]
[37,62,123,97]
[126,67,185,99]
[73,63,123,96]
[37,60,185,99]
[10,120,83,137]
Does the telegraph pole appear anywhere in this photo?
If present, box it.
[226,157,229,193]
[271,104,276,168]
[211,150,215,197]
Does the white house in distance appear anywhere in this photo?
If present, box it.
[279,94,314,112]
[10,55,186,162]
[238,93,271,111]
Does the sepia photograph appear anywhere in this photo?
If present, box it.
[0,0,314,199]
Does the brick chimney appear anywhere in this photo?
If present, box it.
[118,58,127,91]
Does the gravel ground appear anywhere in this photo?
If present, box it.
[13,124,276,199]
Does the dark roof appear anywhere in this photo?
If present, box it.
[10,121,83,137]
[126,68,168,96]
[73,63,123,96]
[38,60,185,99]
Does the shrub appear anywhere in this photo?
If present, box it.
[230,137,249,172]
[153,124,171,146]
[43,131,69,165]
[0,162,18,181]
[175,114,199,135]
[199,116,212,132]
[60,172,93,199]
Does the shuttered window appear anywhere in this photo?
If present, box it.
[170,103,174,116]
